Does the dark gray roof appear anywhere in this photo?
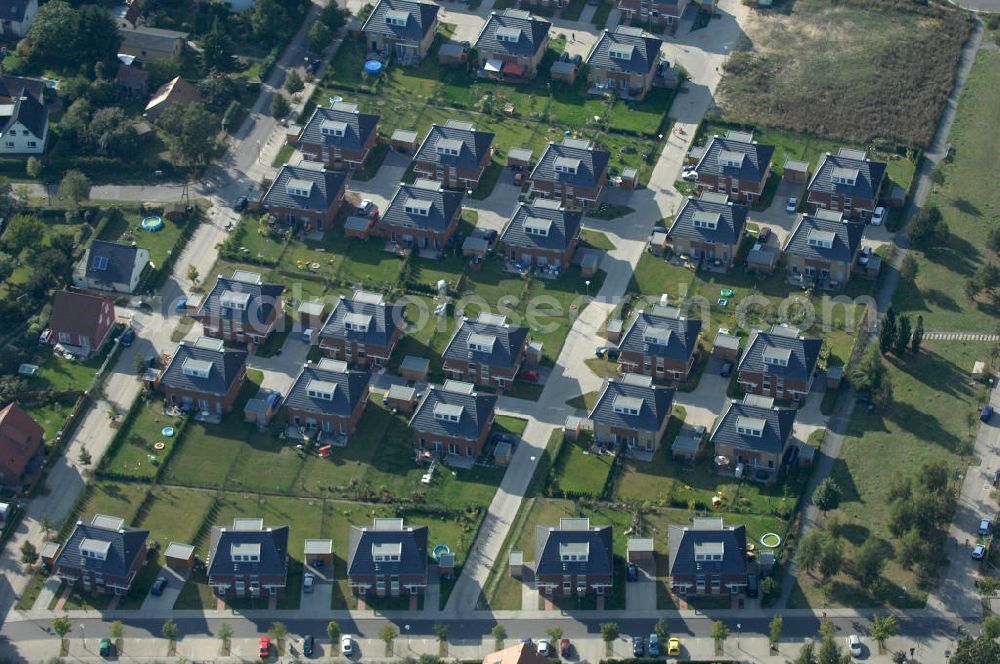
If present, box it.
[409,383,497,440]
[667,518,748,578]
[783,211,864,263]
[120,25,188,52]
[195,273,285,327]
[475,9,550,58]
[85,240,144,286]
[694,136,775,183]
[55,519,149,579]
[619,310,702,362]
[530,140,610,188]
[381,181,464,232]
[348,519,428,578]
[738,329,822,382]
[414,122,494,170]
[0,75,45,104]
[283,363,370,416]
[588,374,674,433]
[586,26,662,76]
[159,339,248,395]
[0,0,33,20]
[807,152,886,201]
[443,314,529,370]
[299,103,379,153]
[535,519,613,577]
[709,400,796,455]
[207,523,289,578]
[362,0,440,43]
[500,199,581,251]
[0,86,47,139]
[261,162,347,213]
[318,292,405,347]
[668,196,748,246]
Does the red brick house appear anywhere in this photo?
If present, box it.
[499,199,582,270]
[737,326,822,404]
[617,0,689,31]
[282,359,371,444]
[207,518,289,598]
[442,313,529,390]
[667,517,748,598]
[617,307,702,384]
[348,518,428,597]
[529,138,610,210]
[157,337,248,417]
[413,120,495,190]
[379,180,465,256]
[588,373,674,457]
[0,402,45,488]
[362,0,440,65]
[318,291,406,368]
[54,515,149,596]
[585,26,662,101]
[666,192,748,271]
[534,518,613,598]
[693,131,775,205]
[193,269,285,351]
[710,395,797,484]
[297,101,380,171]
[806,148,886,222]
[410,380,497,460]
[475,9,551,80]
[783,209,866,290]
[259,161,347,236]
[47,290,116,358]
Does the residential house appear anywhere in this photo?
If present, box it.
[585,26,663,101]
[475,9,551,80]
[520,0,570,10]
[379,179,464,255]
[47,290,116,358]
[667,517,748,598]
[0,402,44,488]
[617,307,702,383]
[410,380,497,460]
[54,515,149,596]
[108,0,141,29]
[193,270,285,350]
[157,337,248,416]
[207,518,289,598]
[347,517,428,597]
[260,160,347,236]
[481,643,551,664]
[144,75,200,121]
[119,25,189,63]
[709,396,797,483]
[666,192,748,270]
[362,0,440,65]
[75,240,150,294]
[115,65,149,97]
[617,0,688,31]
[806,148,886,221]
[0,85,47,154]
[499,199,582,270]
[693,132,775,204]
[737,326,822,403]
[282,359,371,442]
[413,120,495,189]
[534,518,613,598]
[318,291,406,368]
[0,0,37,37]
[588,373,675,456]
[783,209,865,289]
[529,138,610,210]
[442,313,530,390]
[298,101,380,171]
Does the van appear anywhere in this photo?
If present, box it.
[303,328,314,343]
[648,634,659,657]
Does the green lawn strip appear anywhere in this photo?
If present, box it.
[470,162,504,200]
[591,0,612,28]
[566,391,598,411]
[31,352,105,393]
[255,315,293,357]
[25,401,77,443]
[579,229,616,251]
[628,253,697,299]
[587,203,634,221]
[271,144,295,168]
[548,432,614,498]
[504,381,544,401]
[99,397,186,480]
[525,268,606,365]
[585,357,619,381]
[493,415,528,438]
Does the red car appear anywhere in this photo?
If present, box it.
[259,637,270,658]
[521,370,539,382]
[560,638,571,657]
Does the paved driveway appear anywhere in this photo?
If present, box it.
[748,179,804,246]
[625,564,656,611]
[139,566,189,611]
[674,358,730,430]
[792,384,831,445]
[247,333,311,395]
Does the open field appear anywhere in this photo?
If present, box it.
[717,0,972,147]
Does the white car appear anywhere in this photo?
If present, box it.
[847,634,862,657]
[303,572,314,593]
[341,634,354,655]
[681,171,698,181]
[785,197,798,213]
[537,640,551,656]
[872,206,886,225]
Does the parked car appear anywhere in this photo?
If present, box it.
[972,544,987,560]
[667,637,681,656]
[356,199,378,219]
[595,345,620,360]
[538,639,551,656]
[681,170,698,181]
[981,405,994,423]
[632,636,644,657]
[521,370,539,382]
[627,563,639,582]
[259,637,271,658]
[648,633,659,657]
[341,634,353,655]
[99,638,113,657]
[859,246,872,266]
[175,297,187,313]
[120,328,135,348]
[484,229,498,244]
[847,634,862,657]
[785,197,797,213]
[303,635,315,657]
[560,638,571,657]
[234,196,249,213]
[303,572,315,593]
[720,361,734,377]
[980,519,992,536]
[872,206,886,226]
[758,226,772,244]
[151,576,168,596]
[747,572,759,598]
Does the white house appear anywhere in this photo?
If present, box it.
[74,240,150,294]
[0,0,38,38]
[0,87,47,155]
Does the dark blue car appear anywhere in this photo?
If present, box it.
[120,329,135,347]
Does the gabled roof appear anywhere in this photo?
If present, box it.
[738,328,822,382]
[694,135,775,183]
[410,382,497,441]
[159,338,248,395]
[619,309,702,362]
[586,26,662,76]
[709,400,796,455]
[362,0,440,43]
[443,313,529,370]
[85,240,146,286]
[299,102,380,152]
[318,291,405,347]
[668,196,748,246]
[48,291,115,340]
[194,271,285,327]
[120,25,189,52]
[808,150,886,201]
[475,9,551,58]
[261,161,347,213]
[588,373,674,433]
[0,75,45,104]
[208,519,289,579]
[500,199,582,251]
[667,517,748,578]
[530,139,610,188]
[535,518,613,577]
[145,75,200,113]
[55,515,149,579]
[481,643,551,664]
[0,0,33,22]
[348,518,428,578]
[783,210,865,263]
[414,122,495,170]
[381,180,464,232]
[0,86,47,139]
[283,362,371,416]
[0,402,44,453]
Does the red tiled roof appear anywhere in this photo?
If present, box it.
[48,290,115,340]
[0,402,44,481]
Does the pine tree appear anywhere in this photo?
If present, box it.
[894,315,912,355]
[879,306,896,354]
[911,315,924,353]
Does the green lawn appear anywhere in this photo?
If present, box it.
[97,209,189,269]
[548,433,614,498]
[30,351,105,393]
[72,482,150,531]
[580,229,616,252]
[100,398,186,480]
[26,400,78,443]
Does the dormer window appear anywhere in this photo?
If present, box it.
[496,27,521,43]
[523,217,551,237]
[718,150,745,169]
[79,538,110,561]
[404,200,432,216]
[643,327,670,346]
[609,44,634,60]
[436,138,463,157]
[286,178,314,198]
[385,10,409,26]
[762,347,790,367]
[433,403,464,423]
[231,543,261,563]
[220,291,251,311]
[372,542,402,562]
[736,416,765,438]
[468,333,496,354]
[320,120,347,137]
[559,542,589,562]
[831,167,858,187]
[612,396,642,416]
[553,157,580,175]
[306,379,337,401]
[182,358,213,379]
[692,212,720,230]
[344,312,372,332]
[807,230,835,249]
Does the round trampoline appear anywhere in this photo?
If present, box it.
[153,441,165,450]
[432,544,452,561]
[760,532,782,548]
[141,215,164,231]
[161,426,175,437]
[720,289,734,297]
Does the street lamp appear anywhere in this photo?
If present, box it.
[80,623,86,649]
[585,280,591,298]
[736,623,741,647]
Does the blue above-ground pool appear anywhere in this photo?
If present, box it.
[432,544,451,561]
[141,215,164,231]
[364,60,384,75]
[161,426,175,437]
